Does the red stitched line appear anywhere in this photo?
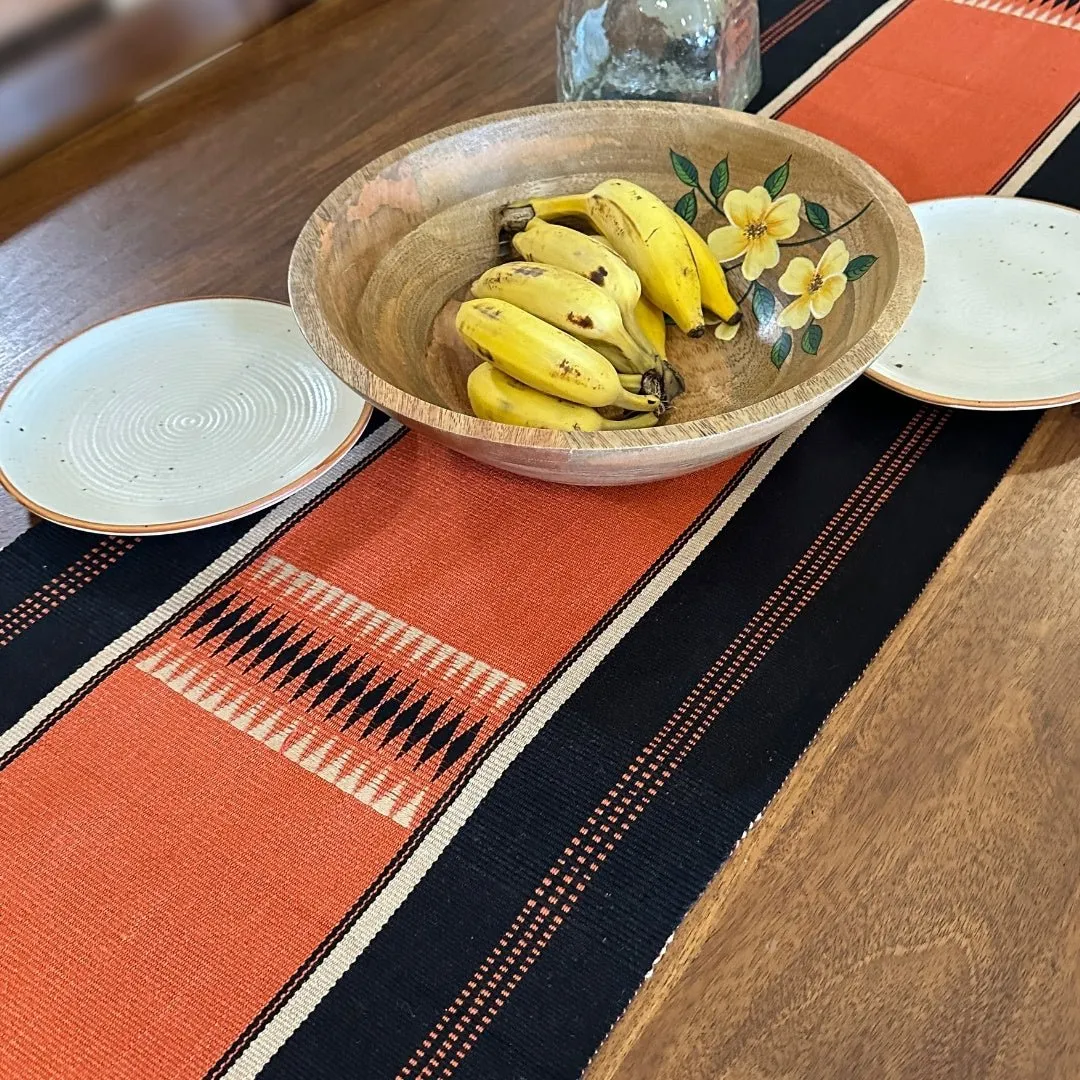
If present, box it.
[761,0,834,49]
[403,411,937,1077]
[399,409,946,1079]
[0,537,137,649]
[431,412,948,1078]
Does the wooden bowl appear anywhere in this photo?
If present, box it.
[289,101,922,485]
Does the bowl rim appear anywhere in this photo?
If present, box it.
[289,100,924,453]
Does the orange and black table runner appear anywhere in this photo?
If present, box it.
[1,1,1078,1076]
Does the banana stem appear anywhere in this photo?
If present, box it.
[498,193,591,237]
[615,389,661,412]
[660,362,685,403]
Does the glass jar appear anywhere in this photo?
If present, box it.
[557,0,761,111]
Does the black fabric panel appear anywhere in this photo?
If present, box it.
[255,384,1037,1080]
[1017,123,1079,207]
[1,520,255,725]
[0,414,392,730]
[456,388,1038,1080]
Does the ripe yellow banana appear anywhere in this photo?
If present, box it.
[628,298,687,400]
[500,193,592,234]
[633,297,668,361]
[511,220,659,372]
[585,179,706,338]
[601,348,665,402]
[593,342,635,376]
[470,262,656,372]
[504,181,705,336]
[676,217,740,324]
[468,363,660,432]
[455,299,659,413]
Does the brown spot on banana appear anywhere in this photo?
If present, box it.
[589,267,609,285]
[567,312,594,329]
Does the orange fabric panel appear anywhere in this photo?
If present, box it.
[0,669,399,1079]
[780,0,1080,201]
[273,435,745,680]
[0,446,748,1080]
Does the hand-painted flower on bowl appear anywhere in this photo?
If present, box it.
[777,240,850,329]
[669,148,885,367]
[707,185,802,281]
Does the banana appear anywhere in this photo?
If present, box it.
[499,193,592,234]
[586,179,706,338]
[594,343,635,375]
[468,363,660,432]
[676,216,740,324]
[629,298,686,400]
[602,349,665,402]
[503,180,705,336]
[511,220,658,372]
[470,262,656,372]
[633,297,668,361]
[455,299,659,413]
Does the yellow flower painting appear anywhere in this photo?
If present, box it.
[707,186,802,281]
[669,148,877,368]
[777,240,851,330]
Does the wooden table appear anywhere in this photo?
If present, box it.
[1,0,1077,1075]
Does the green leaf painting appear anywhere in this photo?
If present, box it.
[805,202,830,233]
[670,150,698,187]
[673,190,698,225]
[752,282,776,325]
[763,157,791,198]
[771,332,793,369]
[845,254,878,280]
[710,159,729,202]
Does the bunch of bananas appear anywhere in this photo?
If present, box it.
[457,178,741,433]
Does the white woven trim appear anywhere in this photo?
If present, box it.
[759,0,913,117]
[218,414,819,1080]
[0,420,400,760]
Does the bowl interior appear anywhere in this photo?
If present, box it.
[292,102,918,441]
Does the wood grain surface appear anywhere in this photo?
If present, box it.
[0,0,559,544]
[1,2,1078,1075]
[588,403,1080,1080]
[0,1,323,174]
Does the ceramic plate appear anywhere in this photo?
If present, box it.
[867,197,1080,409]
[0,298,370,534]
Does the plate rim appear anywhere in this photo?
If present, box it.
[0,296,373,535]
[864,195,1080,410]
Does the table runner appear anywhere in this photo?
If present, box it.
[1,0,1077,1076]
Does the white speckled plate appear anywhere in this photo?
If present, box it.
[0,298,370,534]
[867,197,1080,410]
